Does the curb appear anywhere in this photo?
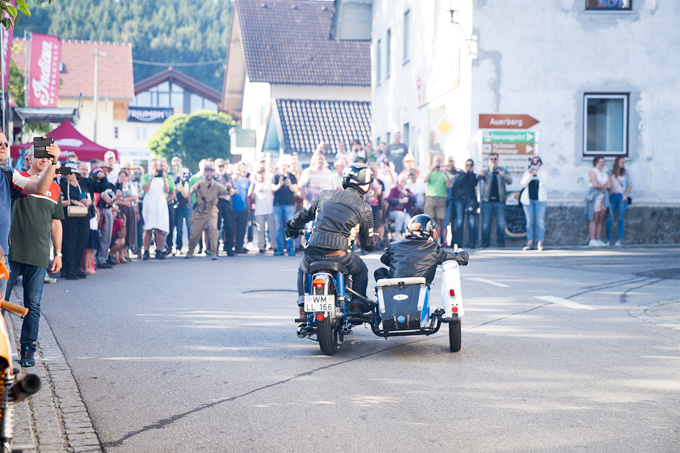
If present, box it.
[9,289,102,452]
[629,300,680,333]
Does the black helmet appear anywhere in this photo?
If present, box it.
[406,214,437,240]
[342,163,374,193]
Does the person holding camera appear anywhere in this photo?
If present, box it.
[215,160,236,256]
[186,165,228,260]
[520,156,547,251]
[4,145,64,367]
[114,169,138,262]
[453,159,479,249]
[173,167,192,254]
[59,163,91,280]
[478,153,513,248]
[140,159,174,260]
[271,156,298,256]
[0,134,62,294]
[423,154,453,246]
[79,162,108,272]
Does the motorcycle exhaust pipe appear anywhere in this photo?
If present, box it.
[9,373,41,403]
[297,326,315,338]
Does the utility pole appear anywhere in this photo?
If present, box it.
[24,30,29,107]
[93,47,99,142]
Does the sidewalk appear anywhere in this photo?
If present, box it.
[7,300,102,452]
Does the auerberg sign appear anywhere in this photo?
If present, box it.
[128,107,174,123]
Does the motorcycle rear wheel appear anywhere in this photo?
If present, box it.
[317,317,338,356]
[449,319,461,352]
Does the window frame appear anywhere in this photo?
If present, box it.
[403,9,410,64]
[376,38,382,84]
[585,0,632,11]
[386,28,391,78]
[583,93,629,157]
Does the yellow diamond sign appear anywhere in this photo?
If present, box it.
[435,117,455,139]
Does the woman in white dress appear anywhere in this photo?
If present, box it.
[141,159,170,259]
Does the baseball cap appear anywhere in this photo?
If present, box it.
[104,151,116,160]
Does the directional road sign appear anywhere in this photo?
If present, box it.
[479,114,540,129]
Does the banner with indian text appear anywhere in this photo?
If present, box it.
[28,33,61,107]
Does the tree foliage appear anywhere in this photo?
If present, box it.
[0,0,33,30]
[148,111,237,171]
[12,0,231,90]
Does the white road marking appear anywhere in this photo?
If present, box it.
[466,277,510,288]
[535,296,597,310]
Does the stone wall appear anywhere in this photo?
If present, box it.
[497,205,680,247]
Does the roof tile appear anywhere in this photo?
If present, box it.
[236,0,370,86]
[12,38,134,99]
[277,99,371,154]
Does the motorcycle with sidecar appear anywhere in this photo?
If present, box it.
[295,259,465,355]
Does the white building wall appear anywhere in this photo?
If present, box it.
[241,78,272,155]
[371,0,473,169]
[114,120,161,166]
[58,97,116,148]
[472,0,679,204]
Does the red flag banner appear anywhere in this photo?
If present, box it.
[28,33,61,107]
[1,0,14,91]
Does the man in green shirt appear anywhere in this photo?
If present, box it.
[4,147,64,367]
[423,154,452,245]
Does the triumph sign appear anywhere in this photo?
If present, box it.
[127,107,174,123]
[28,33,61,108]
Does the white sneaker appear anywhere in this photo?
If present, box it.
[596,240,607,247]
[614,241,622,247]
[588,239,599,247]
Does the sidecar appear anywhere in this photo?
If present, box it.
[372,260,464,352]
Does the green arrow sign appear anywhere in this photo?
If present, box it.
[482,131,535,143]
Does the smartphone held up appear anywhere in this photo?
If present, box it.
[33,136,55,159]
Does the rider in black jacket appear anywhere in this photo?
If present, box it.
[375,214,468,285]
[287,163,375,317]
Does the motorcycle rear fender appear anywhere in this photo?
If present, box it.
[440,260,465,317]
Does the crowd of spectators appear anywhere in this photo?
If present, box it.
[7,136,532,289]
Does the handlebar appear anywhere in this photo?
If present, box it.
[286,227,312,241]
[1,300,28,318]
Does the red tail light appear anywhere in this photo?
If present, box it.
[449,289,456,298]
[312,278,326,289]
[316,313,324,321]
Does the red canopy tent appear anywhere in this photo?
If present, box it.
[10,120,119,162]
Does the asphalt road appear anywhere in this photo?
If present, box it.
[40,247,680,452]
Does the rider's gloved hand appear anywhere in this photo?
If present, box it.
[285,221,301,239]
[454,249,469,266]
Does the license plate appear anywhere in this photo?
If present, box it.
[304,295,335,313]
